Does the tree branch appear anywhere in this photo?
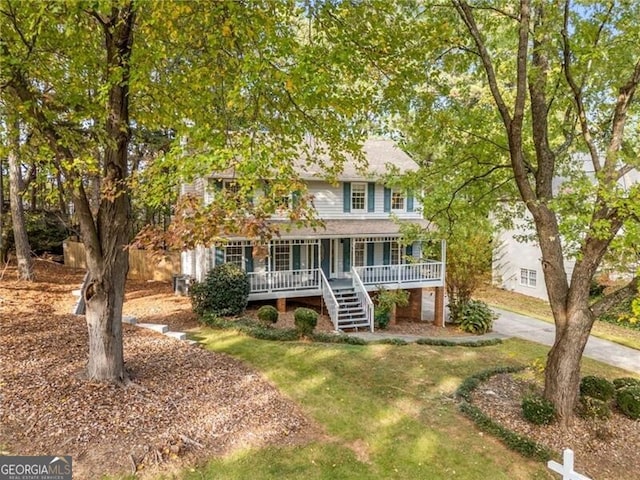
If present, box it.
[561,0,601,172]
[590,276,638,318]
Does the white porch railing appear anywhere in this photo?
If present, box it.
[248,268,320,294]
[354,261,443,286]
[319,269,339,330]
[352,267,375,332]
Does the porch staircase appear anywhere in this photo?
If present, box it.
[333,286,370,330]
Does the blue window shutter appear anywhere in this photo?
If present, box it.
[383,242,390,265]
[244,246,254,272]
[321,239,330,277]
[383,187,391,213]
[343,182,351,212]
[343,238,351,272]
[215,247,225,266]
[292,190,301,208]
[292,245,301,270]
[367,183,375,212]
[407,191,414,212]
[405,245,412,262]
[366,243,374,266]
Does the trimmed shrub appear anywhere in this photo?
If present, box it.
[521,394,555,425]
[616,386,640,420]
[613,377,640,390]
[257,305,279,325]
[374,309,391,330]
[577,396,612,420]
[294,307,318,337]
[580,375,615,402]
[459,300,496,334]
[190,263,250,317]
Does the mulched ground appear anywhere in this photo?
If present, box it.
[0,260,316,479]
[472,373,640,480]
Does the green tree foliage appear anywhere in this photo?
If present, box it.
[0,1,378,381]
[343,0,640,424]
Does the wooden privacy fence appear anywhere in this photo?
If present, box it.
[63,240,180,282]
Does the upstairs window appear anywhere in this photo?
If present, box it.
[520,268,537,287]
[391,190,405,211]
[351,183,367,211]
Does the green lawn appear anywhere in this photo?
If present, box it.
[166,329,632,480]
[475,284,640,350]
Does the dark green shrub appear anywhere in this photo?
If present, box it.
[459,300,496,334]
[190,263,250,317]
[521,394,555,425]
[580,375,615,402]
[374,287,409,329]
[616,386,640,420]
[294,307,318,337]
[257,305,279,325]
[374,309,391,329]
[577,396,612,420]
[613,377,640,390]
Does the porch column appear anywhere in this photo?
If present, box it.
[277,297,287,313]
[434,286,445,327]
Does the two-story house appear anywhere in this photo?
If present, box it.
[180,139,446,331]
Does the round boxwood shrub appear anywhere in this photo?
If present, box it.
[613,377,640,390]
[521,394,555,425]
[616,386,640,420]
[190,263,250,317]
[294,307,318,337]
[580,375,615,402]
[459,300,496,335]
[577,396,612,421]
[257,305,279,325]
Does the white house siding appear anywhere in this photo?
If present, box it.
[306,180,423,220]
[493,220,575,301]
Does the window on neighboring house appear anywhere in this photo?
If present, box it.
[353,242,365,267]
[351,183,367,211]
[225,244,244,269]
[520,268,537,287]
[390,241,403,265]
[391,189,405,211]
[273,244,291,271]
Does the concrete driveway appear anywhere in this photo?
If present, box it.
[492,307,640,375]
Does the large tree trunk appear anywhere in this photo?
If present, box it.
[7,121,33,281]
[79,2,136,382]
[84,248,129,380]
[544,305,593,424]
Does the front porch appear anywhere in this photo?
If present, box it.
[182,233,446,331]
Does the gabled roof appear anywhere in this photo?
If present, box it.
[297,138,418,181]
[211,138,418,182]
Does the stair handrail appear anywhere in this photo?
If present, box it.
[352,267,375,332]
[319,269,339,330]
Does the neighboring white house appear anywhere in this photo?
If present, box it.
[180,139,446,331]
[493,157,639,301]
